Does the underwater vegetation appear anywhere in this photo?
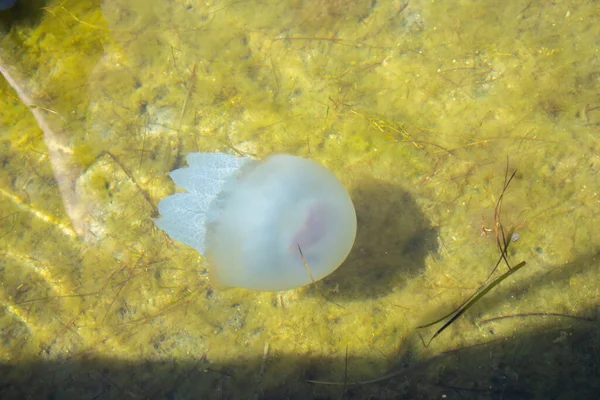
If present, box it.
[417,166,527,346]
[0,0,599,399]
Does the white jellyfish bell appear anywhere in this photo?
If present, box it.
[155,153,357,291]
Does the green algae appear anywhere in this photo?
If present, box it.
[0,0,599,399]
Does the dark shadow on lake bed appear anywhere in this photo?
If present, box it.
[2,317,599,400]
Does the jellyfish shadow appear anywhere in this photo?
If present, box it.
[314,178,438,300]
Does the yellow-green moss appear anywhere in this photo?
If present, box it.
[1,0,599,398]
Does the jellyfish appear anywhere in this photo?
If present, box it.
[156,153,357,291]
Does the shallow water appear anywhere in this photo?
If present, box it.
[1,1,599,399]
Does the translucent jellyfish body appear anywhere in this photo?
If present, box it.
[156,153,357,291]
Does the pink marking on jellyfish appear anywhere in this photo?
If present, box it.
[290,202,330,258]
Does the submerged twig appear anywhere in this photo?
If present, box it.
[298,245,344,308]
[417,162,526,345]
[341,345,349,400]
[491,165,518,276]
[479,312,596,325]
[0,49,93,238]
[418,261,526,346]
[298,244,315,283]
[0,211,18,240]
